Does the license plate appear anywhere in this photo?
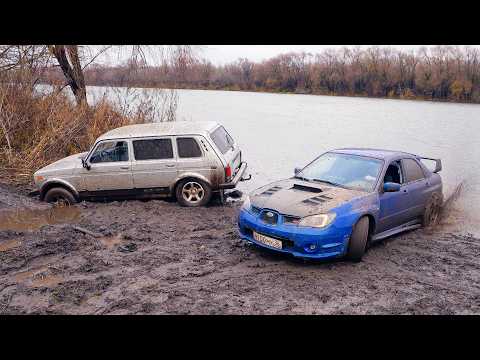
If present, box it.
[253,231,282,249]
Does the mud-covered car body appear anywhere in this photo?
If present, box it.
[33,121,248,205]
[238,148,443,260]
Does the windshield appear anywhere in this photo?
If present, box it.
[296,152,383,192]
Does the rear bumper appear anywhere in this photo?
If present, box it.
[219,162,248,189]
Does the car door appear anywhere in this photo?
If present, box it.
[175,136,212,181]
[82,139,134,192]
[401,158,429,219]
[377,160,411,233]
[131,137,177,192]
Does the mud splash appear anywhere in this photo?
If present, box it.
[436,181,479,235]
[0,205,81,232]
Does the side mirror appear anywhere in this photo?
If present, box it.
[81,158,91,171]
[294,167,302,175]
[383,182,401,192]
[433,159,442,173]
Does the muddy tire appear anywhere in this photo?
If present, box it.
[422,193,441,228]
[346,216,370,262]
[176,179,212,207]
[44,187,77,206]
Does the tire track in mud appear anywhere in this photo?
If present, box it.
[1,184,480,314]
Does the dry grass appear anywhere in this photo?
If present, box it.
[0,82,150,185]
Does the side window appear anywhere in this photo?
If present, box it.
[89,141,129,163]
[210,126,234,154]
[133,138,173,160]
[403,159,425,183]
[383,160,404,184]
[176,137,202,158]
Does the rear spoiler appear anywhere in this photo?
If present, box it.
[419,157,442,173]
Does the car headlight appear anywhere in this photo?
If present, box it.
[299,213,336,228]
[241,195,251,211]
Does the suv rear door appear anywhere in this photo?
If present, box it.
[131,137,177,192]
[209,125,241,181]
[175,136,213,181]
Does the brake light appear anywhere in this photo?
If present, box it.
[225,165,232,178]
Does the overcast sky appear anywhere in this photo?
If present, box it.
[200,45,448,64]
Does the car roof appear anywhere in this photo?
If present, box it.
[331,148,418,161]
[97,121,220,141]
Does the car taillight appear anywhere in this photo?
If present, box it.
[225,165,232,178]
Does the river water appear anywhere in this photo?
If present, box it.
[85,87,480,234]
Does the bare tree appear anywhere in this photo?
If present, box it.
[49,45,87,105]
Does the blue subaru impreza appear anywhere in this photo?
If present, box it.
[238,148,443,261]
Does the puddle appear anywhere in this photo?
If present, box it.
[0,239,21,252]
[31,274,63,288]
[98,234,123,249]
[0,205,81,232]
[14,266,63,288]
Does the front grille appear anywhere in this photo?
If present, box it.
[260,210,279,225]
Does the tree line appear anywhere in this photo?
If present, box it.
[42,46,480,103]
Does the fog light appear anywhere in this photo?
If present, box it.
[305,243,317,253]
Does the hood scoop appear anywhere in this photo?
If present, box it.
[260,185,283,196]
[291,184,323,193]
[302,194,333,206]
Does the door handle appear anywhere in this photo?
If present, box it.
[165,164,176,168]
[120,166,130,170]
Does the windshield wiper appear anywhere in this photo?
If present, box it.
[311,179,345,188]
[294,175,311,182]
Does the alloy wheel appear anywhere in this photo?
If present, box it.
[182,181,205,204]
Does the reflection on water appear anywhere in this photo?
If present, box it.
[0,206,81,232]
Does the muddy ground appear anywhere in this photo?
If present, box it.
[1,182,479,314]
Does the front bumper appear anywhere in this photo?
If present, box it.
[219,162,249,189]
[238,208,352,259]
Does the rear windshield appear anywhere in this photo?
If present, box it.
[210,126,234,154]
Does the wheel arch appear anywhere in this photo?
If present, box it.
[364,213,376,239]
[173,175,212,199]
[40,180,79,201]
[353,212,376,239]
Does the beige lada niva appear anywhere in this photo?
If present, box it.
[33,121,248,206]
